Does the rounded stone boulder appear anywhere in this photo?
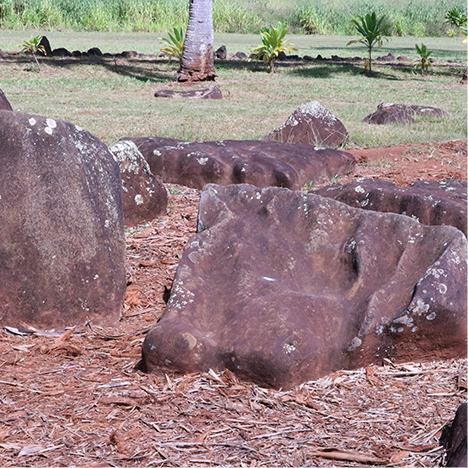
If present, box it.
[0,110,126,329]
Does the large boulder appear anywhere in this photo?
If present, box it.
[109,140,168,227]
[0,88,13,111]
[0,111,126,329]
[139,184,467,389]
[124,137,355,190]
[363,103,447,125]
[313,179,467,236]
[263,101,349,148]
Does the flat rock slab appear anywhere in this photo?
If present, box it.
[0,110,126,329]
[263,101,349,148]
[154,86,222,99]
[140,184,467,389]
[312,179,467,236]
[110,140,167,227]
[0,88,13,111]
[363,103,447,125]
[123,137,356,190]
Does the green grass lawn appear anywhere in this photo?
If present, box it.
[0,32,466,148]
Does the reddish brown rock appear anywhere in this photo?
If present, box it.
[109,140,168,227]
[124,137,355,190]
[440,403,467,467]
[139,184,467,389]
[312,179,467,236]
[0,110,126,329]
[363,102,447,124]
[154,86,222,99]
[263,101,349,148]
[0,88,13,111]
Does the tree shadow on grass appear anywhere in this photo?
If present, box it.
[2,55,175,83]
[288,63,403,80]
[100,60,175,83]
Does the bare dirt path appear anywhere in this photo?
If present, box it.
[0,140,466,467]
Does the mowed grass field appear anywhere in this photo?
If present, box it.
[0,31,466,148]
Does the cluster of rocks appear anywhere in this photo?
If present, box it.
[0,83,466,413]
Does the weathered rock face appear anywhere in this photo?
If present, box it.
[140,184,467,389]
[0,110,126,329]
[154,86,223,99]
[313,179,467,236]
[0,88,13,111]
[263,101,349,148]
[124,137,355,191]
[109,140,167,227]
[363,103,447,125]
[440,403,467,467]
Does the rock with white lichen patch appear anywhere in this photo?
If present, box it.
[109,140,167,227]
[0,110,126,329]
[312,179,467,236]
[138,184,467,389]
[262,101,349,148]
[363,103,447,125]
[121,137,355,190]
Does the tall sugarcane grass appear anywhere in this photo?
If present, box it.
[0,0,466,36]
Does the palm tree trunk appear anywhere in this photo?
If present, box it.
[177,0,217,82]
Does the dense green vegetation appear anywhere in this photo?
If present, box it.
[0,0,466,36]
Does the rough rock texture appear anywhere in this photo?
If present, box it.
[124,137,355,191]
[154,86,222,99]
[140,184,467,389]
[363,103,447,125]
[313,179,467,236]
[109,140,168,227]
[0,88,13,111]
[440,403,467,467]
[263,101,349,148]
[0,110,126,329]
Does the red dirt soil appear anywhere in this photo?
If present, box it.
[0,140,466,467]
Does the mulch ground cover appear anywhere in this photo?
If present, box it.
[0,140,466,467]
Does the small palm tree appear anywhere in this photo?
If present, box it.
[250,22,297,74]
[18,36,46,70]
[413,43,433,74]
[159,27,185,62]
[347,12,389,75]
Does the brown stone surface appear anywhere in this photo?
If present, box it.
[263,101,349,148]
[0,110,126,329]
[441,403,467,467]
[140,184,467,389]
[109,140,168,228]
[154,86,222,99]
[124,137,355,190]
[312,178,467,236]
[363,102,447,125]
[0,87,13,111]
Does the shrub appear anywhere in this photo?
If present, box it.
[249,22,297,74]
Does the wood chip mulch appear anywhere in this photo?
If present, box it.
[1,142,467,467]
